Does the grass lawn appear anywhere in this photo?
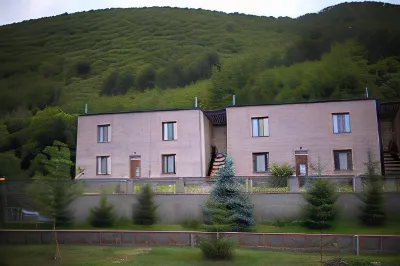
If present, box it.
[1,245,399,266]
[3,219,400,235]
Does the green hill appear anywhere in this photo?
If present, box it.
[0,1,400,178]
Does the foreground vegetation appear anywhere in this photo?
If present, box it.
[1,246,399,266]
[1,2,400,179]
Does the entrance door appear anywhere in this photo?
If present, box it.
[295,154,308,177]
[130,159,141,178]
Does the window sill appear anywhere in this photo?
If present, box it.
[333,132,351,134]
[252,136,270,138]
[96,173,111,176]
[97,141,111,143]
[161,172,176,175]
[333,169,353,172]
[162,139,177,141]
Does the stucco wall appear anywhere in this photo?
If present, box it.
[212,125,227,154]
[226,100,380,176]
[76,109,207,178]
[70,193,400,224]
[203,114,212,175]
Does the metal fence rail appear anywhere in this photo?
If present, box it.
[1,230,399,255]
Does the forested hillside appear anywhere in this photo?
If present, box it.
[0,1,399,178]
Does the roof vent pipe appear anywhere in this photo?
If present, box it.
[194,96,198,108]
[232,95,236,106]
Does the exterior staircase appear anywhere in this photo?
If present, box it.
[209,153,226,178]
[383,149,400,176]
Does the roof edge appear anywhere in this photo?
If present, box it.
[226,98,377,108]
[78,107,201,117]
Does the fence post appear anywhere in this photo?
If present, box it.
[249,178,253,193]
[354,235,359,256]
[352,176,356,192]
[190,234,195,248]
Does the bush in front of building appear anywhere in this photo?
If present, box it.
[132,184,158,225]
[359,152,386,226]
[302,178,338,229]
[89,192,116,228]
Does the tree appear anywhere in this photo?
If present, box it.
[303,179,338,229]
[133,184,157,225]
[359,151,386,226]
[89,192,116,227]
[206,155,254,232]
[0,152,28,179]
[202,199,233,232]
[26,141,81,226]
[0,122,10,152]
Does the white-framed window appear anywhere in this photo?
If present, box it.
[333,150,353,171]
[253,152,269,172]
[332,113,351,134]
[96,156,111,175]
[252,117,269,137]
[97,124,111,142]
[162,122,177,141]
[162,154,176,174]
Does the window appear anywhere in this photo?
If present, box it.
[252,117,269,137]
[253,153,269,172]
[96,156,110,175]
[162,122,177,141]
[332,113,350,133]
[162,154,176,174]
[97,125,110,142]
[333,150,353,171]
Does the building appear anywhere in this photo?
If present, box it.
[75,98,400,179]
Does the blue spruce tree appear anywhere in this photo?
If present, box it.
[205,155,255,232]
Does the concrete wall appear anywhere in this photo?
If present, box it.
[212,125,227,154]
[227,99,381,176]
[70,193,400,224]
[76,109,208,178]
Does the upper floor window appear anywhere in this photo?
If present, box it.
[97,156,110,175]
[333,150,353,171]
[252,117,269,137]
[97,124,110,142]
[332,113,350,134]
[163,122,177,141]
[162,154,176,174]
[253,152,269,172]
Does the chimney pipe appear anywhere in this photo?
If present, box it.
[194,96,198,108]
[232,95,236,106]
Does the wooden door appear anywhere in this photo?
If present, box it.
[295,155,308,177]
[130,159,141,178]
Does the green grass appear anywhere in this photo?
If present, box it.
[3,219,400,235]
[1,245,399,266]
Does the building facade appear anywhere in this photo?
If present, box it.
[76,98,393,179]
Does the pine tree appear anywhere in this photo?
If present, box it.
[206,155,254,232]
[26,141,81,226]
[303,179,338,229]
[133,184,158,225]
[202,198,233,232]
[359,151,386,226]
[89,192,116,227]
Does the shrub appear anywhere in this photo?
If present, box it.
[133,184,158,225]
[269,162,294,187]
[180,218,202,230]
[199,234,236,260]
[303,178,338,229]
[89,193,116,227]
[359,151,386,226]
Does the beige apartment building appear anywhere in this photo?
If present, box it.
[75,98,400,179]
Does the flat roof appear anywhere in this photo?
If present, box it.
[78,107,200,117]
[226,97,377,108]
